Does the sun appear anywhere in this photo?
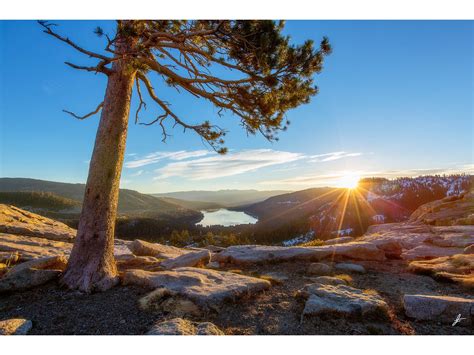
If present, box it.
[335,173,361,189]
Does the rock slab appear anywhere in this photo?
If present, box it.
[0,204,75,242]
[146,318,224,335]
[301,284,389,318]
[160,250,211,270]
[0,318,32,335]
[214,242,385,265]
[122,267,271,310]
[128,239,189,259]
[403,294,474,325]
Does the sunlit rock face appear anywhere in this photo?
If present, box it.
[0,204,76,242]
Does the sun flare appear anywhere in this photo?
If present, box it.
[335,173,361,189]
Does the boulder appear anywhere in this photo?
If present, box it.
[160,250,211,270]
[401,244,464,260]
[128,239,189,259]
[0,268,60,293]
[307,263,332,275]
[323,237,354,245]
[0,204,76,242]
[122,267,270,310]
[0,318,32,335]
[146,318,224,335]
[5,255,67,276]
[301,284,389,318]
[213,242,385,265]
[403,294,474,325]
[334,263,366,274]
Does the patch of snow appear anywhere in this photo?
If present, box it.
[282,231,315,246]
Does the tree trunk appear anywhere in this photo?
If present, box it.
[62,40,136,292]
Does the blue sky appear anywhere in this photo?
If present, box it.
[0,20,472,193]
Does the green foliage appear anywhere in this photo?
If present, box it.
[100,20,330,152]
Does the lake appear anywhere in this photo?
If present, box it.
[196,209,258,227]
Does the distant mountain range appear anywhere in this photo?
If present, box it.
[1,175,471,245]
[240,174,473,244]
[152,189,291,207]
[0,178,198,217]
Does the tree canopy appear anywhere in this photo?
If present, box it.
[40,20,331,153]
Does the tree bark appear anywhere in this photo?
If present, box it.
[62,39,136,292]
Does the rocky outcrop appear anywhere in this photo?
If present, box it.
[122,267,271,310]
[403,294,474,325]
[213,242,386,265]
[358,194,474,262]
[160,250,211,270]
[146,318,224,335]
[128,239,189,259]
[0,318,32,335]
[409,192,474,226]
[0,204,75,242]
[300,283,389,318]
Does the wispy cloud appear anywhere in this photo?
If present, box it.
[130,170,144,177]
[259,172,358,187]
[309,151,362,163]
[124,150,211,168]
[154,149,305,180]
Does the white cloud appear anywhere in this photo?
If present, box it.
[124,150,211,168]
[130,170,144,177]
[154,149,305,180]
[309,151,362,163]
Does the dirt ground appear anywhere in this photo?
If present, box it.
[0,260,473,335]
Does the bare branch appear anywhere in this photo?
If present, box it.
[137,72,226,151]
[63,102,104,120]
[65,61,113,76]
[38,21,112,62]
[134,80,146,124]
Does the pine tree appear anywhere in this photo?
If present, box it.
[39,20,331,292]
